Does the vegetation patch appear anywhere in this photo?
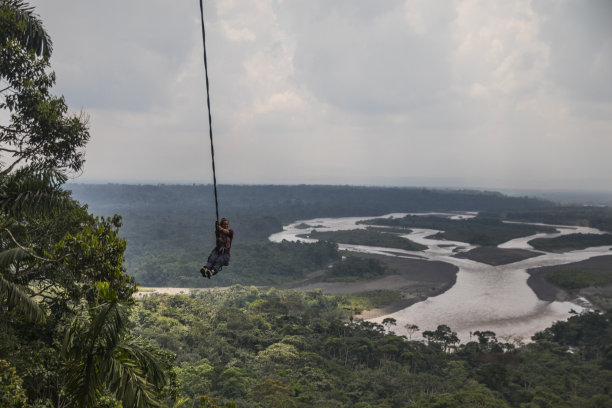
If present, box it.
[131,286,612,407]
[70,185,552,288]
[294,222,311,229]
[529,233,612,251]
[294,222,324,229]
[321,256,389,282]
[360,215,555,246]
[547,269,612,290]
[494,206,612,233]
[134,240,341,287]
[365,226,413,234]
[455,247,542,265]
[528,255,612,309]
[332,290,403,316]
[298,228,426,251]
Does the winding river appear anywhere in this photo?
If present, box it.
[269,213,612,342]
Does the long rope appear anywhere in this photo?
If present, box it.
[199,0,219,222]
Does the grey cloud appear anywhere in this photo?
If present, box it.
[285,2,456,114]
[24,0,612,192]
[535,0,612,101]
[38,0,199,111]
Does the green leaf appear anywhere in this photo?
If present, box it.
[0,274,45,322]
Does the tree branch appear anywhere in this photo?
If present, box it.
[0,156,24,175]
[1,227,59,262]
[0,125,20,133]
[32,282,55,297]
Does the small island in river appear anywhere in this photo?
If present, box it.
[528,254,612,310]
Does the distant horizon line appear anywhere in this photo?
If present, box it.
[66,180,612,204]
[65,181,612,197]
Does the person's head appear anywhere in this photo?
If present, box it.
[220,218,229,228]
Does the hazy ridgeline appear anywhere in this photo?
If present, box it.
[68,184,552,219]
[68,184,552,287]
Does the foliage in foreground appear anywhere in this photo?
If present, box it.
[1,2,171,405]
[134,286,612,407]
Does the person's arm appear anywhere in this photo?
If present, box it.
[215,221,230,235]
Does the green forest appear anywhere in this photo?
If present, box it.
[492,207,612,233]
[65,186,556,288]
[299,229,427,252]
[528,233,612,252]
[358,215,555,247]
[2,2,612,407]
[132,287,612,408]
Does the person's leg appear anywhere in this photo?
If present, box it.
[201,249,219,278]
[211,253,230,275]
[205,250,218,269]
[210,260,223,275]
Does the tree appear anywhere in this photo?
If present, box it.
[0,166,71,322]
[0,0,52,57]
[0,0,90,320]
[0,4,166,407]
[1,1,88,175]
[0,359,28,407]
[416,379,511,407]
[422,325,459,352]
[473,330,498,351]
[382,317,397,332]
[62,283,168,408]
[248,379,296,408]
[405,323,419,340]
[1,166,136,321]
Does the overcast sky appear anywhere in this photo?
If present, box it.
[31,0,612,192]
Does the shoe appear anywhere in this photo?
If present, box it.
[205,268,212,279]
[200,267,206,278]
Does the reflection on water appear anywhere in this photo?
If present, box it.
[269,213,612,342]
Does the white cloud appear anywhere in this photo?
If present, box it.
[26,0,612,191]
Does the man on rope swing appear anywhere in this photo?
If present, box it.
[201,218,234,279]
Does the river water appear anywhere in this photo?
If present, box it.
[269,213,612,343]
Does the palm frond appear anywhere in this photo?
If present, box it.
[114,335,168,389]
[88,299,130,352]
[62,305,113,408]
[173,397,191,408]
[63,299,166,408]
[0,166,72,218]
[0,274,45,322]
[102,343,163,408]
[0,246,28,267]
[62,312,90,360]
[0,0,53,57]
[63,357,102,408]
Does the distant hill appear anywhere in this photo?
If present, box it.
[68,183,552,222]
